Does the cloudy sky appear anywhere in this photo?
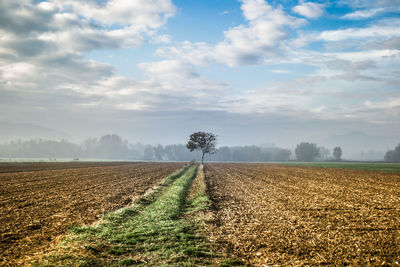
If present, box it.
[0,0,399,149]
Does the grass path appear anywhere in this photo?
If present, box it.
[34,163,228,266]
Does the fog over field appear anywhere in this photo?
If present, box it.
[0,0,399,160]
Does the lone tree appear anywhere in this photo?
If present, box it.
[295,142,320,162]
[333,146,342,161]
[186,132,217,164]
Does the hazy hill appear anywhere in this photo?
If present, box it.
[0,122,69,143]
[325,131,398,160]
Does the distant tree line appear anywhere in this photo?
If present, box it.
[0,139,81,159]
[384,144,400,162]
[0,134,288,162]
[0,135,202,161]
[212,146,292,162]
[0,136,290,162]
[294,142,343,162]
[1,134,398,162]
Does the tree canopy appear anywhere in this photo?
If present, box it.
[385,144,400,162]
[333,146,343,161]
[186,132,217,164]
[295,142,320,162]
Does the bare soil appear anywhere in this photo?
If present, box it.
[0,161,134,173]
[0,162,183,266]
[205,163,400,266]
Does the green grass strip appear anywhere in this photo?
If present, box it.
[36,164,220,266]
[100,164,191,226]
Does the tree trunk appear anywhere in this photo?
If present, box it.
[201,152,205,165]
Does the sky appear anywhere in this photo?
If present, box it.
[0,0,399,153]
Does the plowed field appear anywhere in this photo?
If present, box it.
[0,161,134,173]
[205,163,400,266]
[0,162,183,266]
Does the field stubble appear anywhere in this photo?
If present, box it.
[205,163,400,266]
[0,162,183,266]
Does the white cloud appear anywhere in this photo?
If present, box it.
[116,102,150,111]
[0,1,231,116]
[0,62,42,90]
[228,74,400,131]
[139,60,200,82]
[341,8,385,20]
[318,23,400,42]
[240,0,273,20]
[325,50,400,61]
[289,18,400,64]
[364,98,400,109]
[312,106,326,113]
[215,0,306,66]
[296,47,400,84]
[339,0,400,9]
[338,0,400,21]
[0,0,178,114]
[158,0,306,67]
[151,3,400,122]
[292,1,325,19]
[122,0,400,121]
[0,0,176,56]
[323,59,377,71]
[49,59,232,112]
[156,41,215,66]
[137,60,230,100]
[221,76,326,115]
[57,0,176,28]
[271,69,291,74]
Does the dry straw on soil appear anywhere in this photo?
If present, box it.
[205,163,400,266]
